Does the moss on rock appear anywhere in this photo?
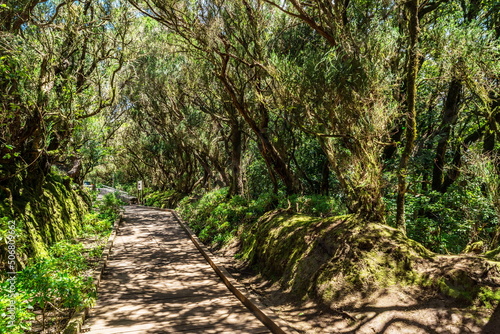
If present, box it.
[484,246,500,260]
[1,171,89,266]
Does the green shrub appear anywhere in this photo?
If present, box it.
[177,188,233,245]
[400,185,497,254]
[384,161,500,255]
[0,212,111,332]
[144,189,182,208]
[14,241,96,329]
[0,177,114,332]
[0,281,35,334]
[81,212,113,237]
[18,262,94,309]
[177,188,345,248]
[96,192,124,222]
[47,241,88,274]
[84,188,99,203]
[177,188,229,229]
[247,191,279,216]
[277,194,346,217]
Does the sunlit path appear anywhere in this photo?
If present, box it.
[83,206,271,334]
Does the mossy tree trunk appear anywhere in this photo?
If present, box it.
[431,77,462,193]
[396,0,420,234]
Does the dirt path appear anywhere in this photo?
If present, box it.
[82,206,271,333]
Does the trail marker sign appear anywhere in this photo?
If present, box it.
[137,180,143,190]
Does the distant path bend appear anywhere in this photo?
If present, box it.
[83,206,271,334]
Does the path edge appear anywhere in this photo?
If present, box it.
[167,208,299,334]
[62,215,122,334]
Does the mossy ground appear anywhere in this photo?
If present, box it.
[240,211,432,302]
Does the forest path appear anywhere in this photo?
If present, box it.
[82,206,271,334]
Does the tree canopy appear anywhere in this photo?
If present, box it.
[1,0,499,253]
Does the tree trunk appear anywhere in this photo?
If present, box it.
[228,117,243,196]
[256,130,296,194]
[431,78,462,192]
[320,137,385,222]
[483,95,499,155]
[320,161,330,195]
[396,0,420,234]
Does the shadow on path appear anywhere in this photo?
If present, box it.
[83,206,270,334]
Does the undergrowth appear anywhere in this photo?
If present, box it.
[176,188,345,248]
[144,189,183,209]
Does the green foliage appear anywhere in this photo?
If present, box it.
[88,245,104,259]
[80,212,113,238]
[177,188,346,247]
[386,170,500,254]
[75,117,121,185]
[278,194,347,217]
[0,182,116,330]
[0,282,34,334]
[245,150,277,198]
[85,188,100,204]
[0,239,97,332]
[17,253,94,311]
[0,0,131,187]
[113,0,500,256]
[246,191,280,216]
[0,198,114,331]
[79,191,121,239]
[0,172,116,331]
[144,190,181,208]
[177,188,234,245]
[47,241,88,275]
[96,192,124,223]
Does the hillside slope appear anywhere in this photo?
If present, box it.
[225,210,500,333]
